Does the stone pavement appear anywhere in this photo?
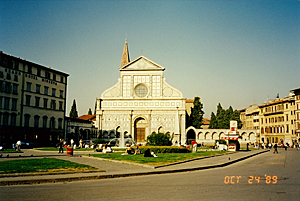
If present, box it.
[0,149,269,185]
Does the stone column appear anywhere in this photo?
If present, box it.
[120,115,125,147]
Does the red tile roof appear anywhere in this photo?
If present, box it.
[78,115,96,121]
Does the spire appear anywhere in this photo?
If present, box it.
[120,39,130,68]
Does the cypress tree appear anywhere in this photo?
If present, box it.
[88,108,92,115]
[69,99,78,118]
[209,112,217,129]
[190,96,205,129]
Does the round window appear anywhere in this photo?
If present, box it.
[135,84,148,98]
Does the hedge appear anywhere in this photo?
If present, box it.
[138,146,190,154]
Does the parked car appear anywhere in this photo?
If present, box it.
[108,138,135,147]
[12,142,34,149]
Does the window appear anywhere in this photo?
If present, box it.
[28,66,32,74]
[0,71,3,78]
[4,97,10,110]
[59,101,63,110]
[24,114,30,127]
[60,76,64,83]
[53,74,56,81]
[26,82,32,91]
[13,61,19,70]
[0,96,2,109]
[44,86,49,95]
[43,98,48,108]
[36,84,40,93]
[52,88,56,97]
[60,90,63,98]
[37,69,41,76]
[25,95,31,106]
[50,100,56,110]
[43,116,48,128]
[50,117,55,129]
[10,113,16,126]
[35,97,40,107]
[4,82,11,93]
[12,84,18,94]
[58,118,63,129]
[0,80,3,92]
[12,99,17,111]
[6,73,11,80]
[45,71,50,79]
[135,84,148,98]
[34,115,40,128]
[3,113,9,126]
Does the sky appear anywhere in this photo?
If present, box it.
[1,1,299,118]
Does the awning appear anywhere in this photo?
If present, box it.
[221,137,239,140]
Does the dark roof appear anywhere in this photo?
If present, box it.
[0,51,69,76]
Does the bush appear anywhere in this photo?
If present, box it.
[146,132,172,146]
[93,139,106,144]
[139,146,189,154]
[215,139,227,145]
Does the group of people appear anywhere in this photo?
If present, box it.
[123,146,141,155]
[122,146,157,157]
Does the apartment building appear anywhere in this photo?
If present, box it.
[0,51,68,147]
[240,92,297,145]
[291,88,300,140]
[240,105,260,130]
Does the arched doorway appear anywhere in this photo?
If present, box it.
[187,129,196,145]
[134,117,147,144]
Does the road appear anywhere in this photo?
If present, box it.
[1,148,299,201]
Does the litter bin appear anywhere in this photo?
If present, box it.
[66,148,73,156]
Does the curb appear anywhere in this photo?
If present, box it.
[0,150,269,186]
[0,169,105,178]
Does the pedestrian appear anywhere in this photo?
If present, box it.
[192,141,197,153]
[58,139,64,154]
[273,143,278,154]
[284,144,287,151]
[79,139,83,149]
[268,143,271,150]
[16,140,21,151]
[70,139,74,148]
[144,148,153,157]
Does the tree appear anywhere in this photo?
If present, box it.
[210,103,243,129]
[209,112,217,129]
[88,108,92,115]
[232,110,243,129]
[216,103,225,129]
[146,132,172,146]
[190,96,205,129]
[69,99,78,118]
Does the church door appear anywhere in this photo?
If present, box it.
[134,117,147,143]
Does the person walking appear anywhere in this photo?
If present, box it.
[16,140,21,151]
[79,139,83,149]
[58,139,64,154]
[273,143,278,154]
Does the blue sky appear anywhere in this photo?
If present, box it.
[1,1,299,118]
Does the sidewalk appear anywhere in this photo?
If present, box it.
[0,149,269,186]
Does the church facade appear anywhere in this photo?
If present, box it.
[95,40,186,146]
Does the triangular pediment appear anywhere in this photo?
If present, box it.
[119,56,165,71]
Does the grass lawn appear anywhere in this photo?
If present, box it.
[90,151,229,166]
[35,147,95,151]
[0,149,22,153]
[0,158,98,174]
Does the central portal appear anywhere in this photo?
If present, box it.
[134,117,147,144]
